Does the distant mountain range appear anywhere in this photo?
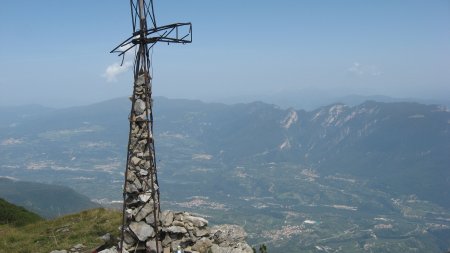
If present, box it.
[154,97,450,208]
[0,97,449,252]
[211,90,450,110]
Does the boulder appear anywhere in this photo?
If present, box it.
[185,215,208,228]
[194,227,209,237]
[134,99,146,115]
[209,244,253,253]
[161,211,174,227]
[123,229,137,245]
[130,156,141,166]
[129,221,155,241]
[135,74,146,86]
[99,233,111,243]
[192,238,213,253]
[138,193,151,203]
[165,225,187,234]
[211,225,247,247]
[146,240,163,253]
[135,202,154,221]
[98,246,120,253]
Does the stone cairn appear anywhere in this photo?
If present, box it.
[99,210,253,253]
[120,71,161,253]
[157,211,253,253]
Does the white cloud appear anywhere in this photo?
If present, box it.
[348,62,363,75]
[348,62,381,76]
[103,61,133,82]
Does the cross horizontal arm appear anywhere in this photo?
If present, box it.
[111,22,192,56]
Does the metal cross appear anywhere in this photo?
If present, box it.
[111,1,192,252]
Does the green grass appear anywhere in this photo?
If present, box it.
[0,198,42,227]
[0,208,121,253]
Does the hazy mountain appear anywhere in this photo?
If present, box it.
[211,89,450,110]
[0,178,99,218]
[153,98,450,208]
[0,97,449,252]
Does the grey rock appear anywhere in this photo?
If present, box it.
[170,240,192,252]
[130,156,141,166]
[209,244,225,253]
[98,246,120,253]
[172,220,185,227]
[145,213,156,224]
[126,170,137,182]
[125,195,139,206]
[236,242,253,253]
[123,229,137,244]
[135,202,153,222]
[162,234,172,247]
[185,223,194,231]
[194,227,209,237]
[139,169,149,176]
[142,161,151,170]
[135,74,146,86]
[125,182,138,194]
[133,178,143,191]
[174,212,185,222]
[72,244,85,250]
[211,225,247,247]
[138,193,151,203]
[122,241,134,251]
[146,240,163,253]
[125,208,133,220]
[192,237,213,253]
[129,221,155,241]
[50,251,67,253]
[209,244,253,253]
[187,229,195,241]
[100,233,111,242]
[186,215,208,228]
[161,210,174,227]
[134,99,146,114]
[136,113,147,121]
[165,225,187,234]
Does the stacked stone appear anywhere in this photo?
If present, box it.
[121,72,161,253]
[158,211,253,253]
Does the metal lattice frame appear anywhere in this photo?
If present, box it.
[111,1,191,252]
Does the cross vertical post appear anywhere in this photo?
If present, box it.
[111,1,192,252]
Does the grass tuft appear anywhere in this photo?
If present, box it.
[0,208,121,253]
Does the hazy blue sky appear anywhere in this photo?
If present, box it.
[0,0,449,107]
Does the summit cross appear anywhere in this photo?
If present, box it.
[111,1,192,252]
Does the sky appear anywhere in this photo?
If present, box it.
[0,0,449,108]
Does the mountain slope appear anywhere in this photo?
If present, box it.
[0,208,121,253]
[0,178,99,218]
[154,99,450,208]
[0,198,42,226]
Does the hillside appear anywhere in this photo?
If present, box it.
[0,178,100,218]
[0,97,449,252]
[0,208,121,253]
[0,198,42,227]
